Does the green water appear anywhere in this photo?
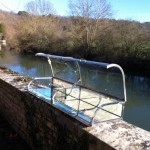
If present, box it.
[0,51,150,131]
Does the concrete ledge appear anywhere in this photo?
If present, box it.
[86,120,150,149]
[0,68,150,150]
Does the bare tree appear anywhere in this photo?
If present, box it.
[69,0,112,19]
[69,0,112,58]
[25,0,55,16]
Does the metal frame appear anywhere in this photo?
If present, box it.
[28,53,127,126]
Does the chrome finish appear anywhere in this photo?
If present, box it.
[36,53,109,68]
[27,53,127,126]
[107,64,127,102]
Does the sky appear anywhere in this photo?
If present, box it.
[0,0,150,22]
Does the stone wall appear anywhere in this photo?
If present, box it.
[0,68,150,150]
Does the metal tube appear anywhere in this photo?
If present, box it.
[107,64,127,102]
[76,62,82,85]
[48,58,54,77]
[36,53,127,102]
[36,53,109,69]
[77,86,82,116]
[35,53,127,126]
[91,101,123,125]
[27,77,52,91]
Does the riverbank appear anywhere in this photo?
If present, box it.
[20,50,150,75]
[0,10,150,73]
[2,48,150,76]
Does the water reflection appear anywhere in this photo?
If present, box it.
[124,75,150,131]
[79,64,124,99]
[51,59,79,83]
[0,51,150,131]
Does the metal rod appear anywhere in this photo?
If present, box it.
[36,53,109,68]
[36,53,127,102]
[48,58,54,77]
[28,77,52,91]
[77,86,82,116]
[76,62,82,85]
[34,53,127,126]
[91,101,123,125]
[107,64,127,102]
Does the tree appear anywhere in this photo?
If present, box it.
[68,0,112,58]
[25,0,55,16]
[112,21,149,58]
[69,0,112,19]
[18,11,30,17]
[17,15,69,53]
[0,23,5,34]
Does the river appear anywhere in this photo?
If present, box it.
[0,51,150,131]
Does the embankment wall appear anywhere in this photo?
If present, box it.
[0,68,150,150]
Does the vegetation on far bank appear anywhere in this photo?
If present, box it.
[0,0,150,72]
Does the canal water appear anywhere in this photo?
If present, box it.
[0,51,150,131]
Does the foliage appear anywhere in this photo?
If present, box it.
[17,15,70,54]
[18,11,30,17]
[0,1,150,70]
[68,0,112,58]
[0,23,5,34]
[0,10,20,47]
